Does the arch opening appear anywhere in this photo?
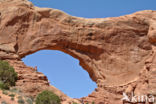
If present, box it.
[22,50,97,98]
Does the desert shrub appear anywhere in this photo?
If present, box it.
[9,87,17,92]
[0,60,18,89]
[72,102,78,104]
[18,97,25,104]
[11,97,14,101]
[9,93,15,97]
[28,96,34,102]
[26,98,33,104]
[35,90,61,104]
[1,101,7,104]
[17,96,23,99]
[2,90,8,95]
[10,87,21,94]
[0,81,9,90]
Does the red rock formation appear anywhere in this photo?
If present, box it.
[0,0,156,103]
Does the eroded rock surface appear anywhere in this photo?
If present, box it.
[0,0,156,103]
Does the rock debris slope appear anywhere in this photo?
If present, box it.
[0,0,156,103]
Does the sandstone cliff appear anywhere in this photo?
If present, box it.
[0,0,156,103]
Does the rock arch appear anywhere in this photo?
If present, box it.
[0,0,156,103]
[22,50,97,98]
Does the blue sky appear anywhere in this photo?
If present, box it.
[22,50,95,98]
[23,0,156,98]
[29,0,156,18]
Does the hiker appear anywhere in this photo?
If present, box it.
[34,66,37,72]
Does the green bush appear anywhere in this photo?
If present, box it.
[0,60,18,90]
[9,93,15,97]
[11,97,14,101]
[72,102,78,104]
[1,101,7,104]
[2,90,8,95]
[0,81,9,90]
[17,96,23,99]
[36,90,61,104]
[28,96,34,102]
[10,87,21,94]
[18,98,25,104]
[26,98,33,104]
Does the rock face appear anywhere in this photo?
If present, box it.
[0,0,156,103]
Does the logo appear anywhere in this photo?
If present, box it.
[122,92,155,103]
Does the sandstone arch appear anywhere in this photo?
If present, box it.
[0,0,156,103]
[22,50,97,98]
